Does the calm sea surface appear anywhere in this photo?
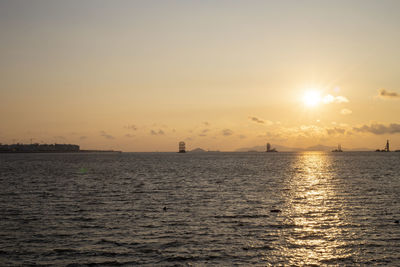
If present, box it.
[1,152,400,266]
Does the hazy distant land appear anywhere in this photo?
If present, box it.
[234,144,373,152]
[187,145,373,153]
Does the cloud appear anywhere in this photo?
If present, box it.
[203,121,210,126]
[125,124,138,131]
[249,116,264,124]
[79,136,87,140]
[198,129,209,137]
[150,129,165,136]
[222,129,233,136]
[249,116,274,126]
[340,108,353,115]
[239,134,246,139]
[280,125,326,139]
[326,127,346,135]
[100,131,115,140]
[125,134,135,138]
[54,136,66,140]
[378,89,400,99]
[323,95,349,104]
[353,123,400,135]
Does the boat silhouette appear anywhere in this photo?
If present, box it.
[332,144,343,152]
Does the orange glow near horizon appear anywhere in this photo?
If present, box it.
[1,1,400,151]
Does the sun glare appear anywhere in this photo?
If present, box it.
[303,90,321,107]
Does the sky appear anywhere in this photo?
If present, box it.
[1,0,400,152]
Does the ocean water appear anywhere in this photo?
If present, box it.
[0,152,400,266]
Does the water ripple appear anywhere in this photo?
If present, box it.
[0,152,400,265]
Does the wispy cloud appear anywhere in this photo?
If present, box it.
[378,89,400,99]
[238,134,246,139]
[79,136,87,140]
[150,129,165,136]
[125,134,135,138]
[353,123,400,135]
[257,131,286,142]
[249,116,264,124]
[222,129,233,136]
[249,116,274,125]
[323,95,349,104]
[340,108,352,115]
[125,124,138,131]
[199,129,208,136]
[100,131,115,140]
[326,127,346,135]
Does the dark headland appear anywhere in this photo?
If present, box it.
[0,143,121,153]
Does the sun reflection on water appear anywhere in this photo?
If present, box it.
[276,152,354,265]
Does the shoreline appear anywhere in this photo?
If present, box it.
[0,150,122,154]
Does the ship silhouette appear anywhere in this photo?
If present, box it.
[332,144,343,152]
[266,143,277,152]
[376,140,390,152]
[178,141,186,153]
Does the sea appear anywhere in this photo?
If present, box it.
[0,152,400,266]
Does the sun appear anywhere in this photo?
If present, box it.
[303,90,321,107]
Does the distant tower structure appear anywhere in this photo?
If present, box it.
[266,142,277,152]
[178,141,186,153]
[386,139,390,152]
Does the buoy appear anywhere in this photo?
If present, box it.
[270,209,281,213]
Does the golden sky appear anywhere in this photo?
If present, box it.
[1,0,400,151]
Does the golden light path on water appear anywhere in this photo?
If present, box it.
[274,152,355,265]
[2,152,400,265]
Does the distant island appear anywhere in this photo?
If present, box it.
[0,143,121,153]
[189,148,220,153]
[190,148,206,153]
